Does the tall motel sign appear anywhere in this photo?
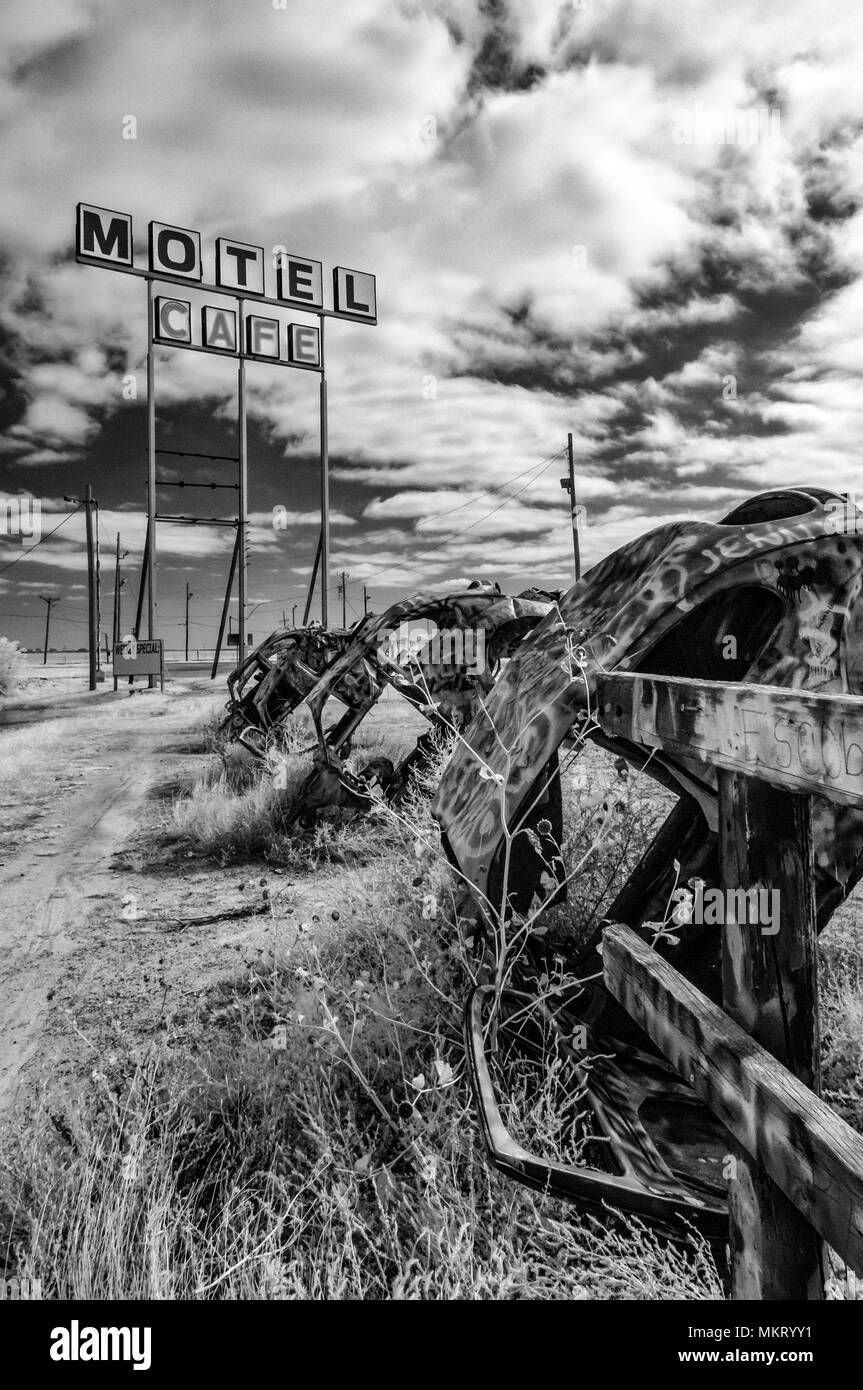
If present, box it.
[76,202,377,661]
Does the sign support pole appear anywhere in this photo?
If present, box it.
[146,278,157,687]
[211,527,240,679]
[319,315,330,625]
[567,432,580,582]
[237,298,248,660]
[303,530,322,626]
[78,208,377,658]
[84,483,98,691]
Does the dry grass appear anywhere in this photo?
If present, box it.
[0,717,86,795]
[161,704,423,867]
[4,699,863,1301]
[0,638,24,696]
[0,718,724,1300]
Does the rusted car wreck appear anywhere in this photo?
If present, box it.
[221,581,555,815]
[223,487,863,1243]
[432,487,863,1237]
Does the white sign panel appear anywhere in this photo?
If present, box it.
[76,203,133,267]
[148,221,203,281]
[153,296,192,344]
[332,266,376,322]
[287,323,320,368]
[276,253,323,310]
[201,305,238,354]
[215,238,265,295]
[113,637,163,675]
[246,315,281,360]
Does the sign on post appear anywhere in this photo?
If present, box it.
[76,201,378,641]
[113,637,164,689]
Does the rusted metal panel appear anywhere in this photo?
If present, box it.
[462,985,727,1229]
[718,772,823,1300]
[602,923,863,1276]
[434,495,863,905]
[596,673,863,808]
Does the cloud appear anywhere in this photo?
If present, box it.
[4,0,863,635]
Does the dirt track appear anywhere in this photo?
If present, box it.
[0,679,339,1114]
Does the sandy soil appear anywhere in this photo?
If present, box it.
[0,678,354,1115]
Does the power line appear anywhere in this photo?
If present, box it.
[0,449,566,630]
[0,506,80,576]
[405,446,567,528]
[355,447,565,585]
[242,446,569,607]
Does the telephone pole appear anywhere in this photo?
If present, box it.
[292,604,297,628]
[363,585,369,617]
[84,483,98,690]
[560,432,581,583]
[39,595,56,665]
[185,581,194,662]
[338,570,349,628]
[112,532,128,666]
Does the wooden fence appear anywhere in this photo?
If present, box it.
[594,673,863,1300]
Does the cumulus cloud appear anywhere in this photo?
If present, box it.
[4,0,863,643]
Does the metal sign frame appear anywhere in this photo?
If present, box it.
[76,203,378,658]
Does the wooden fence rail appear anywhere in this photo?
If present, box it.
[595,672,863,806]
[594,673,863,1300]
[603,925,863,1282]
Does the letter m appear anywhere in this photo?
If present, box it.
[77,205,133,266]
[102,1328,130,1361]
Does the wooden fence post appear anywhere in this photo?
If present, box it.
[718,769,825,1300]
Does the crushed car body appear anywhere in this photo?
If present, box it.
[432,488,863,1233]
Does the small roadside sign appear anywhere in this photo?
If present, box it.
[113,636,165,689]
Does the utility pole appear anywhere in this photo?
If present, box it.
[363,585,369,617]
[112,533,129,691]
[146,280,157,688]
[184,581,194,661]
[94,500,102,679]
[237,297,248,659]
[39,595,56,665]
[292,604,297,628]
[560,432,581,583]
[319,318,330,625]
[338,570,349,628]
[304,531,322,626]
[84,483,98,690]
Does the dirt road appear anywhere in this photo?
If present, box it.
[0,680,335,1114]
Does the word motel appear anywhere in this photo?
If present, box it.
[76,202,377,371]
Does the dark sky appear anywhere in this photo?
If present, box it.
[2,0,863,651]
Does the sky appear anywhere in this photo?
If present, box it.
[2,0,863,653]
